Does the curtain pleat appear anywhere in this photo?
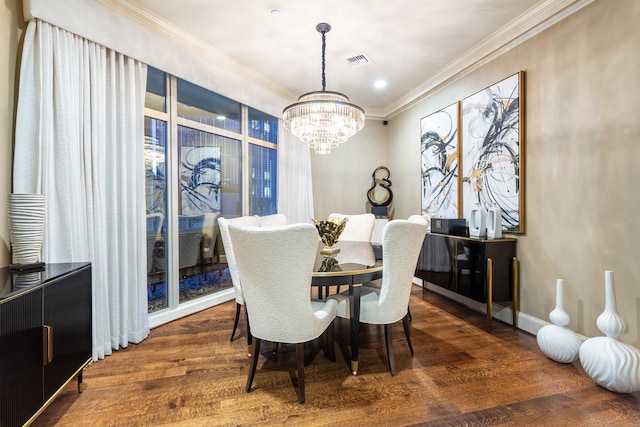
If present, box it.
[14,19,150,360]
[277,126,315,223]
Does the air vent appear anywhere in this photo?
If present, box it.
[346,53,373,67]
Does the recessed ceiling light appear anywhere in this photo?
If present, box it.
[270,9,280,15]
[216,115,226,120]
[374,79,387,90]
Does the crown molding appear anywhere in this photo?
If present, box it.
[97,0,296,103]
[384,0,595,119]
[98,0,593,121]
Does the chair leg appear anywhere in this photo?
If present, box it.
[246,337,261,393]
[384,324,396,376]
[296,342,305,404]
[402,314,414,355]
[407,305,412,322]
[230,302,241,342]
[245,307,252,347]
[323,320,336,362]
[245,308,252,357]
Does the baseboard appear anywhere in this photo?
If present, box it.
[412,277,550,337]
[149,288,235,329]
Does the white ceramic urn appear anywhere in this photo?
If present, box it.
[487,205,502,239]
[469,204,486,238]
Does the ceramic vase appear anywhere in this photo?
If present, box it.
[486,205,502,239]
[469,204,486,238]
[536,279,582,363]
[579,270,640,393]
[7,193,46,264]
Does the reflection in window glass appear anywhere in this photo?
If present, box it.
[145,70,278,316]
[178,127,242,217]
[145,67,166,112]
[248,107,278,144]
[177,79,241,133]
[145,117,168,313]
[177,126,241,303]
[249,144,277,216]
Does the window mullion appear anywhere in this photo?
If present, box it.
[241,104,250,216]
[166,75,180,310]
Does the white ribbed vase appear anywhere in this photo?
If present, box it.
[536,279,582,363]
[7,193,46,264]
[579,270,640,393]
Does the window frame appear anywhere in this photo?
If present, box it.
[144,68,278,327]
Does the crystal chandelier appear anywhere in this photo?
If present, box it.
[283,23,365,154]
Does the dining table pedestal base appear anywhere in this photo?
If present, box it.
[311,241,383,376]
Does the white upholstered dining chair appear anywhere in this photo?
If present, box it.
[328,212,375,242]
[408,214,429,226]
[256,213,288,227]
[218,216,260,344]
[367,214,428,289]
[219,214,289,344]
[323,213,376,297]
[228,223,337,404]
[327,219,428,375]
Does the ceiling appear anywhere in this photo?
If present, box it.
[101,0,585,119]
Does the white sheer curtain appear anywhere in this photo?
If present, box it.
[277,126,315,223]
[13,19,150,361]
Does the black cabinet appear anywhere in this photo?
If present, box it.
[0,263,92,427]
[416,233,517,331]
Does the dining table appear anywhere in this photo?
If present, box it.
[311,240,383,375]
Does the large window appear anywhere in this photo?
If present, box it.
[248,107,278,215]
[144,67,277,320]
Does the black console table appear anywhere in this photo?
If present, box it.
[416,232,518,332]
[0,263,92,427]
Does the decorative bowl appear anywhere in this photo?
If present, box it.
[312,217,348,250]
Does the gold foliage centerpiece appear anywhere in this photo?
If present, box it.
[313,217,348,256]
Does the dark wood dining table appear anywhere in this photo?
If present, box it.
[311,240,383,375]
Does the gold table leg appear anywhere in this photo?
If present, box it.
[512,256,519,329]
[486,258,493,333]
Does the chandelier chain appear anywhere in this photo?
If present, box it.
[321,31,326,91]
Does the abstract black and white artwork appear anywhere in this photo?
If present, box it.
[461,71,524,233]
[420,102,460,219]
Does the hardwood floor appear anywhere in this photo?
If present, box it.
[32,286,640,426]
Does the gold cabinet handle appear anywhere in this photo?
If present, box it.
[43,325,54,366]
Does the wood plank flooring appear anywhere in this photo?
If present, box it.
[31,286,640,426]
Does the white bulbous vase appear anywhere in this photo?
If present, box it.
[579,270,640,393]
[536,279,582,363]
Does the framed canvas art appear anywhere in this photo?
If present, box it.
[420,101,460,219]
[461,71,524,233]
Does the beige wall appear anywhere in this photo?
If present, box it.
[0,0,24,267]
[382,0,640,344]
[311,118,388,219]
